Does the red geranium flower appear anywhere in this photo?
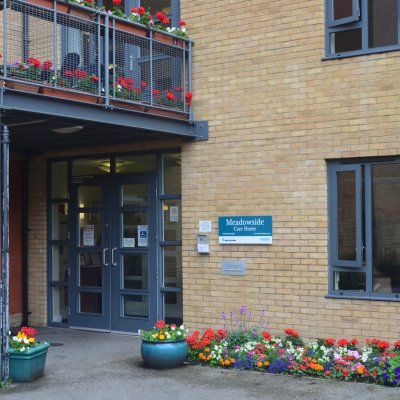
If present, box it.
[155,320,165,329]
[284,328,299,337]
[42,60,53,70]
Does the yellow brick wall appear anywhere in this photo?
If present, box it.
[28,155,47,326]
[180,0,400,341]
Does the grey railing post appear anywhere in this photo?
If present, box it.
[0,124,10,383]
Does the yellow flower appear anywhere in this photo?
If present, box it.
[28,338,35,343]
[159,334,165,340]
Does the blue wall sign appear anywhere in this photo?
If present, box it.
[218,216,273,244]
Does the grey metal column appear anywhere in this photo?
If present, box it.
[0,124,10,382]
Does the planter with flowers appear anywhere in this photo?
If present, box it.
[8,326,50,382]
[139,320,187,369]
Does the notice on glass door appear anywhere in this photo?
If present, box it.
[123,238,135,248]
[170,206,179,222]
[83,225,95,246]
[138,225,148,247]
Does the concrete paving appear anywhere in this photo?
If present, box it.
[1,327,400,400]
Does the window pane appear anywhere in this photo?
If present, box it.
[331,29,362,53]
[79,213,102,247]
[163,200,181,241]
[122,212,148,247]
[122,184,148,207]
[372,164,400,293]
[78,186,102,208]
[72,158,111,176]
[163,153,181,195]
[337,171,357,261]
[123,254,148,290]
[334,272,365,291]
[115,155,157,173]
[79,252,102,287]
[333,0,353,20]
[123,295,148,318]
[79,292,102,314]
[369,0,398,48]
[51,244,68,281]
[141,0,171,14]
[51,161,68,199]
[52,203,68,240]
[163,292,183,325]
[52,286,68,323]
[163,246,182,287]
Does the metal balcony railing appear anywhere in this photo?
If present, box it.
[0,0,193,119]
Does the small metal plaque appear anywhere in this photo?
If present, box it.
[221,260,246,276]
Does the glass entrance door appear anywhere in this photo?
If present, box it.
[69,175,157,332]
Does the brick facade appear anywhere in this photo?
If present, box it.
[180,0,400,341]
[23,0,400,342]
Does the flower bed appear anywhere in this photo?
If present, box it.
[186,307,400,386]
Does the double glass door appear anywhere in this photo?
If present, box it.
[69,175,157,332]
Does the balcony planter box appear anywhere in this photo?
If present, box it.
[111,99,147,112]
[113,19,147,36]
[141,339,188,369]
[6,80,40,93]
[152,31,187,48]
[40,86,101,103]
[24,0,54,9]
[9,342,50,382]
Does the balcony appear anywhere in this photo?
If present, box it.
[0,0,207,149]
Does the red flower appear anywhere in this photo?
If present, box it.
[74,70,87,79]
[337,338,348,347]
[378,340,390,350]
[324,338,335,346]
[154,320,165,328]
[112,0,122,5]
[175,86,182,92]
[284,328,299,337]
[349,339,359,346]
[202,328,215,340]
[139,81,147,87]
[325,370,331,376]
[262,331,272,341]
[166,91,177,101]
[64,70,73,77]
[137,6,145,15]
[179,19,186,27]
[91,75,99,82]
[394,341,400,348]
[42,60,53,70]
[152,89,160,97]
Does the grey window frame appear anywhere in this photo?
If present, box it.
[327,158,400,301]
[324,0,400,59]
[327,0,360,27]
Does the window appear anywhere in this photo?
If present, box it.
[328,159,400,299]
[325,0,399,57]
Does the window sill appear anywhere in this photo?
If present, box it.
[326,293,400,301]
[322,45,400,61]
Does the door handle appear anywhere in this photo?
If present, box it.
[111,247,117,266]
[103,247,109,266]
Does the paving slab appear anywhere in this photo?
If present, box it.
[1,327,399,400]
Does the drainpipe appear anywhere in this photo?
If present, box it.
[21,151,30,326]
[0,123,10,382]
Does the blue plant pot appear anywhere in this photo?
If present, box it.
[140,339,188,369]
[9,342,50,382]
